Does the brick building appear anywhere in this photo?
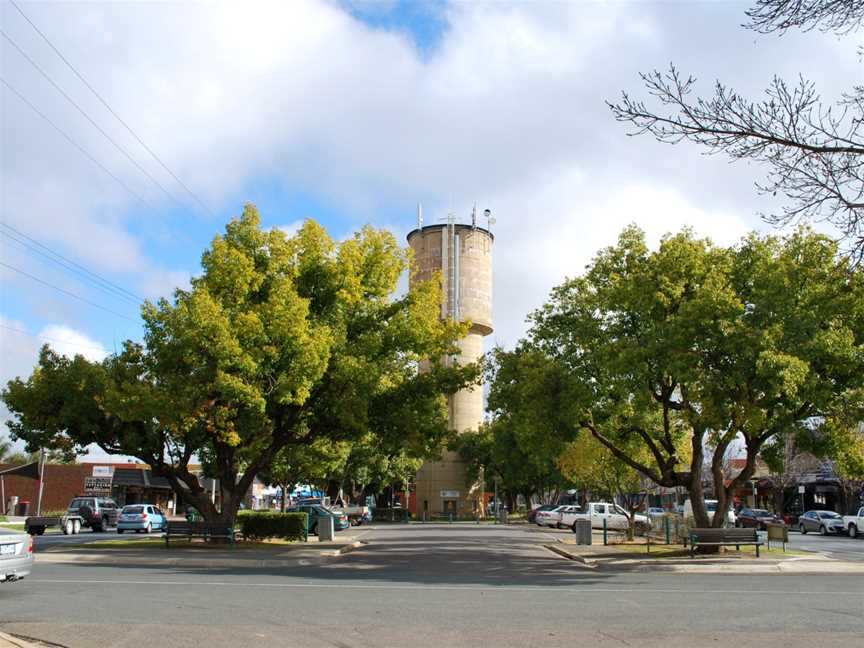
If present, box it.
[1,462,89,515]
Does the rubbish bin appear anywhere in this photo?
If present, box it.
[318,514,335,541]
[6,496,18,516]
[498,508,508,525]
[573,519,592,545]
[15,500,30,516]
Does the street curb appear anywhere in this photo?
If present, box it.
[0,631,42,648]
[543,544,595,567]
[543,543,864,574]
[320,540,366,557]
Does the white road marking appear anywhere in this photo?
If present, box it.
[27,579,864,596]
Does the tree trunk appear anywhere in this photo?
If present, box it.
[280,483,287,512]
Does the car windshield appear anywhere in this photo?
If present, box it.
[752,509,771,516]
[123,506,145,514]
[818,511,841,519]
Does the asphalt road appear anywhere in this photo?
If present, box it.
[2,524,862,648]
[787,529,864,560]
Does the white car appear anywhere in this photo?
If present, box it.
[535,505,567,528]
[584,502,649,531]
[683,499,736,526]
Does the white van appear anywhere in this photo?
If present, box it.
[682,499,735,526]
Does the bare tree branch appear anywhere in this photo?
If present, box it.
[746,0,864,34]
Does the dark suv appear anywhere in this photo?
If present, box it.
[67,497,119,532]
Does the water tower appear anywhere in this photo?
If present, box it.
[407,206,494,517]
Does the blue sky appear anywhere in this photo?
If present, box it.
[1,0,860,455]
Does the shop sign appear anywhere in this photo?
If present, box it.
[84,476,113,495]
[92,465,114,477]
[440,490,460,499]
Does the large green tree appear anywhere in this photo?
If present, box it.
[3,204,475,524]
[508,226,864,528]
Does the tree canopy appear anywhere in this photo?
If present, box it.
[3,204,477,523]
[497,225,864,527]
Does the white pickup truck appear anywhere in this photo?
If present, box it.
[842,506,864,538]
[567,502,649,531]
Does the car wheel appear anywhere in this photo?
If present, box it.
[72,520,81,534]
[819,525,828,536]
[799,524,807,534]
[311,523,318,536]
[145,523,152,534]
[64,519,74,535]
[117,529,124,534]
[849,524,858,538]
[92,523,102,533]
[556,522,562,529]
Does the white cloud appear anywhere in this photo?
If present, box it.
[1,0,858,354]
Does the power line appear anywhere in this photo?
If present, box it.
[0,76,156,210]
[0,324,109,355]
[8,0,217,218]
[0,261,139,323]
[0,27,184,208]
[0,222,143,305]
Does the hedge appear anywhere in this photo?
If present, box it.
[237,511,308,541]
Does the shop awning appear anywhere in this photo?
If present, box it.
[112,468,172,490]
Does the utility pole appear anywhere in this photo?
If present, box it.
[35,448,46,516]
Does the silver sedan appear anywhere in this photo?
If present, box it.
[0,533,33,583]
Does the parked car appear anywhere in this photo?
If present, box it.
[798,510,846,535]
[117,504,168,534]
[67,497,119,532]
[0,533,33,583]
[25,496,120,535]
[288,504,350,534]
[683,499,735,526]
[535,505,567,528]
[647,507,667,521]
[577,502,649,531]
[528,504,558,524]
[842,506,864,538]
[736,508,784,530]
[557,505,587,529]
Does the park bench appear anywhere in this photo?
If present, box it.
[688,527,762,558]
[165,520,235,547]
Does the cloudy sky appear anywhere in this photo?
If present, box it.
[1,0,859,454]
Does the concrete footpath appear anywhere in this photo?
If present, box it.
[545,540,864,573]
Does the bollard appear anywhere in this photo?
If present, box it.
[665,517,670,545]
[422,511,426,523]
[449,513,453,524]
[603,517,608,545]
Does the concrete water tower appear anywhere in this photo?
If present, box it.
[407,206,494,517]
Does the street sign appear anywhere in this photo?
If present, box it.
[84,476,112,495]
[798,485,805,494]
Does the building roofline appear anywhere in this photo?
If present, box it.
[407,223,494,242]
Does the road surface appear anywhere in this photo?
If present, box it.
[1,524,862,648]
